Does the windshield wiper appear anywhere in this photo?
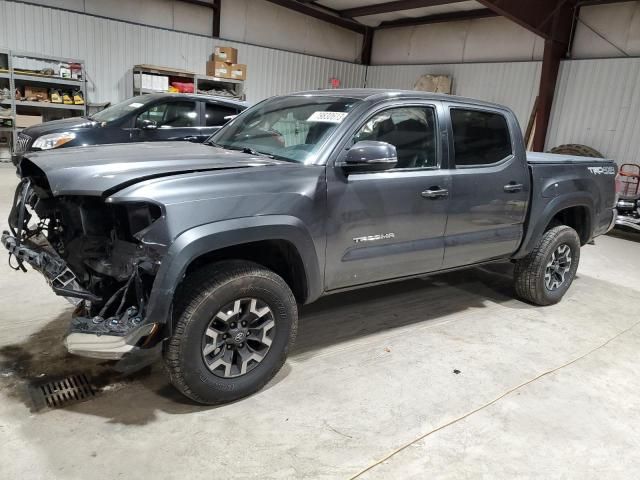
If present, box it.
[215,144,272,158]
[240,147,265,156]
[204,143,297,163]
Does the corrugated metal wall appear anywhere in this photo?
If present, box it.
[2,0,640,164]
[547,58,640,164]
[0,0,366,104]
[366,62,542,132]
[367,59,640,164]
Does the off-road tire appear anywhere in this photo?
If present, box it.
[514,226,581,306]
[164,260,298,405]
[548,144,603,158]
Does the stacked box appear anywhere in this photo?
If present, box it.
[213,46,238,64]
[207,46,247,81]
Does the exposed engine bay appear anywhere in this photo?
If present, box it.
[2,172,166,356]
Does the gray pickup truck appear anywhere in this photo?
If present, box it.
[3,89,616,404]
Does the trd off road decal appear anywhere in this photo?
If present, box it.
[587,166,615,175]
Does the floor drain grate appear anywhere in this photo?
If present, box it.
[29,373,97,411]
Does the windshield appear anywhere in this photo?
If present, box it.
[90,95,157,123]
[209,95,362,164]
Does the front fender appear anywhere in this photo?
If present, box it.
[514,192,595,259]
[144,215,323,327]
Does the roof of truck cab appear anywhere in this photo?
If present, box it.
[289,88,507,110]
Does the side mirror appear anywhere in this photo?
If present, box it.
[141,119,158,130]
[341,141,397,173]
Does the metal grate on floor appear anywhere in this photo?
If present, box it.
[29,373,97,411]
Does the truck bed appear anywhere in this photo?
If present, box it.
[526,151,614,164]
[515,151,617,259]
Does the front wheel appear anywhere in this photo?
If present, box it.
[514,226,581,306]
[164,260,298,405]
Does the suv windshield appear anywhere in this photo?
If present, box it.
[209,95,362,164]
[90,95,157,123]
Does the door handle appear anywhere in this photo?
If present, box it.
[184,136,199,142]
[421,187,449,199]
[504,183,524,193]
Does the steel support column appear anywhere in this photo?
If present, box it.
[532,39,564,151]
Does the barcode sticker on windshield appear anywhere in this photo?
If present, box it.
[307,111,349,123]
[127,102,144,108]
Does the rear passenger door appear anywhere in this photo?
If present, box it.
[442,105,529,268]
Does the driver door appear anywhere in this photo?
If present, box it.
[325,102,451,290]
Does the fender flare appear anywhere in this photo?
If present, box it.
[514,192,595,259]
[144,215,323,327]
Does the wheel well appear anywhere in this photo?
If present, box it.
[546,206,591,244]
[183,240,308,303]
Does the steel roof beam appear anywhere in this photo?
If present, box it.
[339,0,469,18]
[377,8,498,29]
[264,0,367,33]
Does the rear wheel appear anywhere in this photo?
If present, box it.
[164,260,297,404]
[514,226,581,306]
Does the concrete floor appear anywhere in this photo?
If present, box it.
[1,162,639,479]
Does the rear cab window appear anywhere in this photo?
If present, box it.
[450,108,512,167]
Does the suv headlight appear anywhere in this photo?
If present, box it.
[32,132,76,150]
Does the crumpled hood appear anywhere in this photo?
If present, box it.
[21,141,287,196]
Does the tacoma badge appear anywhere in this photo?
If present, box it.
[353,233,395,244]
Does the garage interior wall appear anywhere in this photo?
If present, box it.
[366,61,542,134]
[0,0,366,104]
[220,0,363,62]
[366,1,640,164]
[2,0,640,164]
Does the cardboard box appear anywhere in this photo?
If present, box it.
[206,61,233,79]
[24,85,49,101]
[413,74,452,94]
[15,114,43,128]
[213,46,238,64]
[229,63,246,81]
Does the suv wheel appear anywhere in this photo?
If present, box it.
[164,260,298,404]
[514,226,581,306]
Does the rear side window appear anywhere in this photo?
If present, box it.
[451,109,512,166]
[205,103,238,127]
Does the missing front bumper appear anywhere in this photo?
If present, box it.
[64,323,158,360]
[2,231,160,359]
[2,231,101,303]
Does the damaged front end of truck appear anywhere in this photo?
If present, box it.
[2,164,169,360]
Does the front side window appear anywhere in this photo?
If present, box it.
[210,95,362,164]
[451,109,512,166]
[136,101,198,128]
[354,106,438,169]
